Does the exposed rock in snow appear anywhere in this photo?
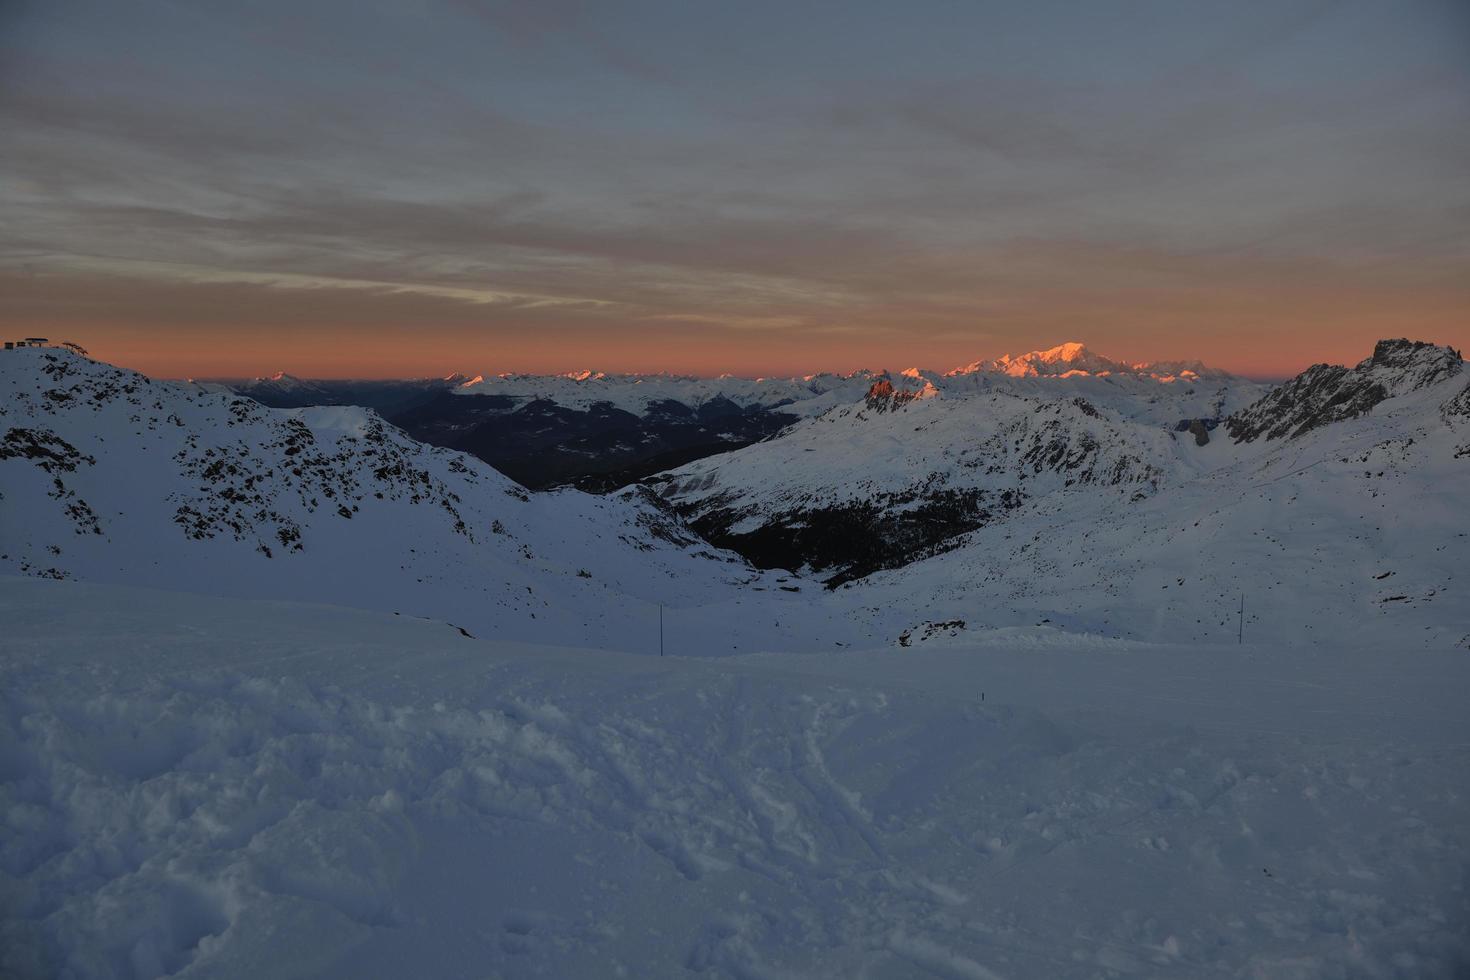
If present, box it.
[1226,339,1464,443]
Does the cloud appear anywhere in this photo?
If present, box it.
[1,0,1467,375]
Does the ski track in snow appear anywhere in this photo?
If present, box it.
[3,578,1468,979]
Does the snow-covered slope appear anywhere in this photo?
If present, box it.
[853,342,1470,647]
[0,347,858,653]
[654,360,1268,584]
[652,341,1468,646]
[3,577,1467,978]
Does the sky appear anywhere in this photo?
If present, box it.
[2,0,1468,379]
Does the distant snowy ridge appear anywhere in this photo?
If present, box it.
[444,342,1238,418]
[223,343,1246,493]
[227,342,1239,424]
[450,368,884,418]
[946,341,1233,381]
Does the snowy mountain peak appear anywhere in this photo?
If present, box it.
[947,342,1229,382]
[1359,338,1464,389]
[1041,340,1089,361]
[261,371,314,389]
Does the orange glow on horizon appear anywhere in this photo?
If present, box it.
[18,318,1464,385]
[5,262,1466,383]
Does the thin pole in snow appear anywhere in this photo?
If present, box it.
[1238,593,1244,645]
[659,602,664,657]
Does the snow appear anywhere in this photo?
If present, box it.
[3,342,1468,978]
[252,372,325,395]
[3,576,1467,978]
[946,342,1235,382]
[661,386,1202,514]
[845,366,1470,649]
[0,347,862,655]
[444,344,1245,422]
[658,347,1467,648]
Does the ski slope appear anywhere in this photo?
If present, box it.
[3,577,1467,979]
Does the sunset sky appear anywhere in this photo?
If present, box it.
[2,0,1467,379]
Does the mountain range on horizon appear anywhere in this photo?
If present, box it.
[219,340,1255,388]
[212,340,1269,491]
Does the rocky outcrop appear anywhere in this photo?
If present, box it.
[863,379,920,412]
[1172,418,1213,446]
[1227,339,1463,443]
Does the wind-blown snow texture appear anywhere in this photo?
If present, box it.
[3,578,1468,979]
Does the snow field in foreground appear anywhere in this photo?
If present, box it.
[2,578,1468,979]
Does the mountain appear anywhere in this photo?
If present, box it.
[449,370,881,416]
[232,353,1242,493]
[653,385,1190,586]
[0,346,860,654]
[224,370,884,491]
[947,341,1233,381]
[386,371,884,490]
[226,374,460,416]
[257,370,324,393]
[856,340,1468,648]
[1226,338,1464,442]
[10,339,1463,651]
[649,340,1468,646]
[651,357,1269,585]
